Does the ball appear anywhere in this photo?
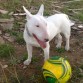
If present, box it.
[42,56,72,83]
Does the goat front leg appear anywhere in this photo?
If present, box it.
[24,44,33,66]
[43,42,50,61]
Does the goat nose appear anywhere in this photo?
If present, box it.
[45,39,49,42]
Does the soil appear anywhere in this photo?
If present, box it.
[0,28,82,83]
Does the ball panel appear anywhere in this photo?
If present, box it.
[43,69,56,78]
[46,77,59,83]
[43,69,59,83]
[59,60,72,83]
[43,60,64,79]
[43,56,72,83]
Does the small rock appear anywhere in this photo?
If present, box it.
[72,27,78,30]
[2,65,8,69]
[0,9,8,14]
[78,25,83,29]
[0,36,5,44]
[7,37,14,42]
[5,33,10,37]
[18,22,24,25]
[23,65,27,69]
[73,50,75,52]
[9,12,14,15]
[3,35,14,42]
[3,35,9,39]
[2,59,5,62]
[0,18,14,30]
[40,53,43,56]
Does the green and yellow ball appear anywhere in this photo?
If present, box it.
[42,56,72,83]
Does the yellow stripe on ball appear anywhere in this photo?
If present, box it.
[43,61,64,79]
[43,56,72,83]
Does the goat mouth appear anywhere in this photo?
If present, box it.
[33,34,46,48]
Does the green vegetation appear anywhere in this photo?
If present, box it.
[0,13,11,19]
[9,56,18,65]
[62,0,83,22]
[0,44,15,58]
[68,1,83,9]
[74,12,83,22]
[15,32,25,45]
[4,29,25,45]
[32,56,39,63]
[22,52,28,61]
[56,48,65,53]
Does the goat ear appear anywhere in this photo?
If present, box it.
[37,4,44,16]
[23,6,32,19]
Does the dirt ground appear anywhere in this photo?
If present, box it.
[0,0,83,83]
[0,27,83,83]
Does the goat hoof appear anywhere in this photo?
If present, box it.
[24,60,31,66]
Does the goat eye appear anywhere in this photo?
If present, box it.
[36,25,39,27]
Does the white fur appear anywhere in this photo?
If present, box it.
[23,4,71,66]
